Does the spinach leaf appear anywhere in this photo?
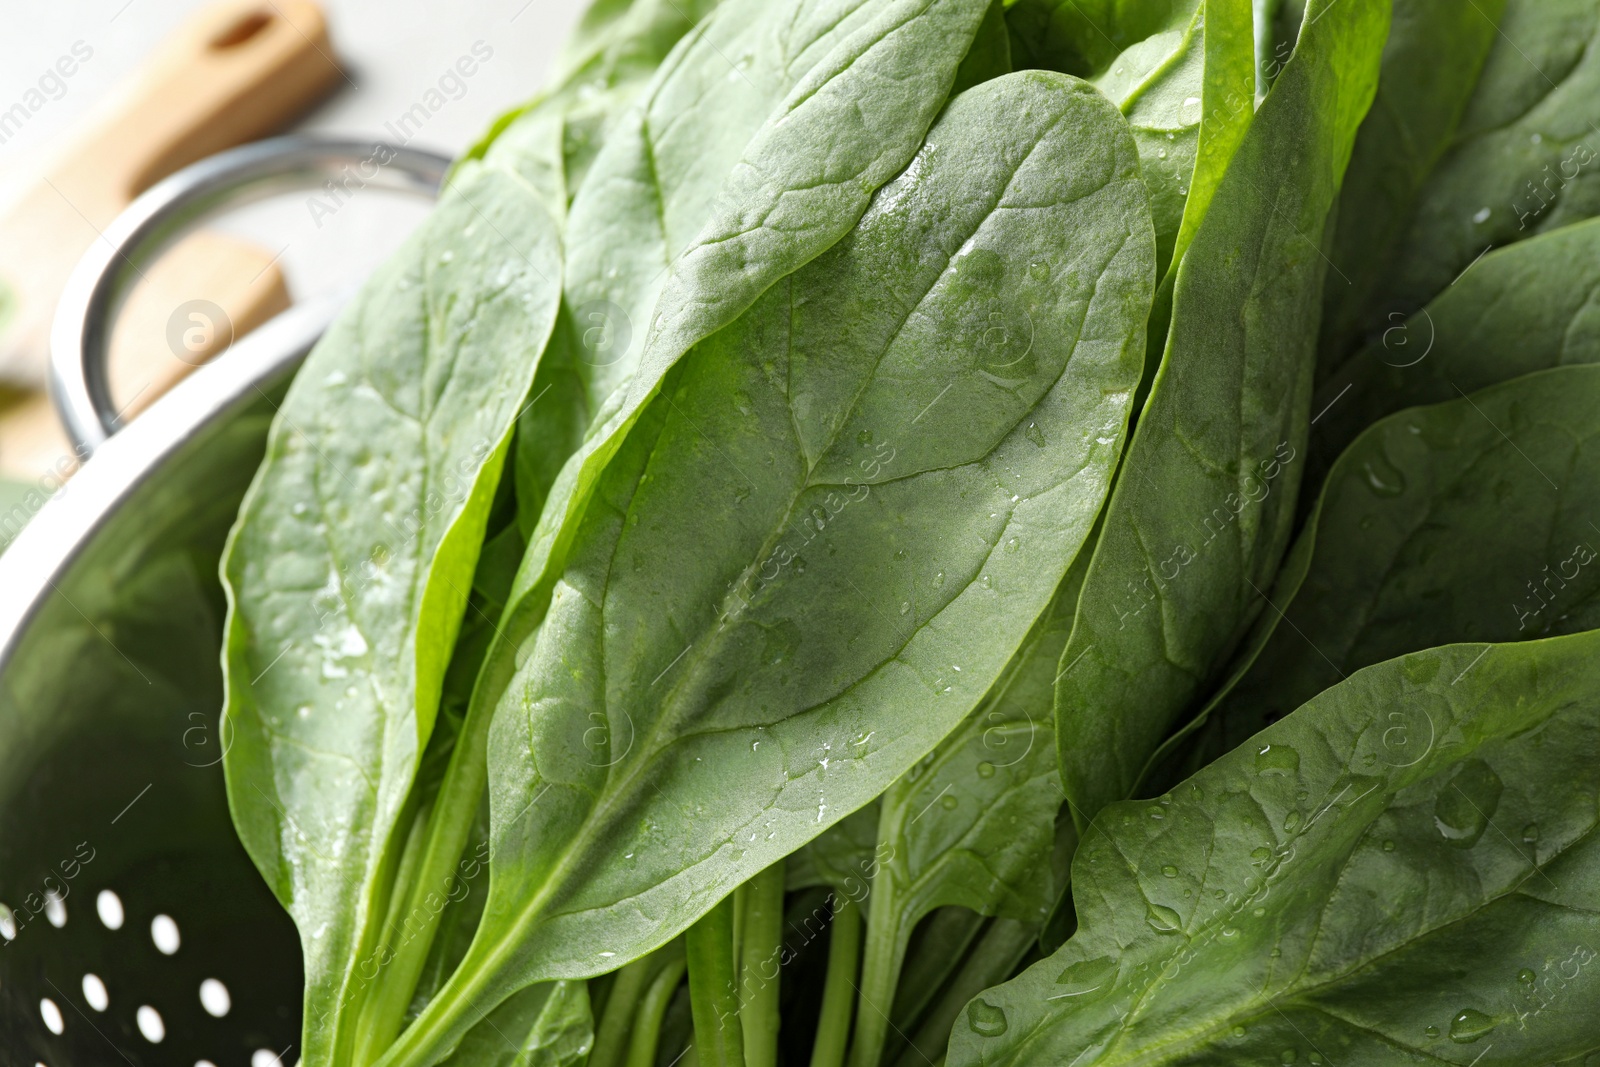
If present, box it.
[848,577,1074,1067]
[514,0,999,615]
[437,982,593,1067]
[1199,364,1600,765]
[949,631,1600,1066]
[1311,215,1600,472]
[1314,0,1506,371]
[1052,0,1389,828]
[0,476,36,553]
[374,0,1005,1045]
[1006,0,1257,274]
[458,0,725,216]
[1321,0,1600,377]
[219,161,563,1067]
[382,69,1157,1067]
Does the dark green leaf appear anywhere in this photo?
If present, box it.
[1315,0,1507,371]
[1053,0,1389,827]
[1200,365,1600,766]
[950,631,1600,1066]
[1312,215,1600,473]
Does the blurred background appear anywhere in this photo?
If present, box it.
[0,0,582,510]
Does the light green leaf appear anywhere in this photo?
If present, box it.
[1005,0,1257,274]
[0,476,39,553]
[457,0,725,215]
[220,161,563,1067]
[361,0,1004,1046]
[1199,364,1600,766]
[512,0,1000,625]
[949,631,1600,1066]
[1053,0,1389,827]
[385,69,1156,1067]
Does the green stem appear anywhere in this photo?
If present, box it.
[846,866,909,1067]
[593,956,660,1067]
[626,955,688,1067]
[350,631,520,1063]
[737,863,785,1067]
[687,895,745,1067]
[810,893,862,1067]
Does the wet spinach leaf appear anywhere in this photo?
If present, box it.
[220,162,563,1067]
[1052,0,1389,827]
[950,632,1600,1066]
[383,69,1156,1067]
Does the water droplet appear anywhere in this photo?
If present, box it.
[980,575,992,590]
[899,602,911,615]
[1054,955,1117,994]
[1522,822,1539,845]
[1232,1026,1246,1038]
[1360,453,1406,496]
[940,794,959,810]
[1251,846,1272,862]
[857,430,873,445]
[1284,809,1303,833]
[1221,925,1239,939]
[1281,1050,1297,1064]
[934,570,946,587]
[976,761,995,778]
[967,999,1008,1037]
[1309,1055,1324,1065]
[1005,537,1019,553]
[1449,1009,1496,1043]
[1434,759,1503,848]
[1025,422,1046,447]
[1424,1026,1439,1038]
[1382,839,1396,852]
[1252,906,1266,917]
[1161,865,1178,877]
[1145,904,1182,933]
[1256,744,1300,776]
[1518,968,1536,984]
[1473,207,1491,224]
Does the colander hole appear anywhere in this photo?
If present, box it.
[151,913,180,954]
[252,1049,285,1067]
[82,973,109,1011]
[0,902,15,940]
[45,892,66,928]
[96,890,125,930]
[136,1004,166,1043]
[39,997,65,1035]
[199,978,231,1017]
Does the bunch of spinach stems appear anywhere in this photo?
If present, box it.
[219,0,1600,1064]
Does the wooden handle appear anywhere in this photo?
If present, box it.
[47,0,343,226]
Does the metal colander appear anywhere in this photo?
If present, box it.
[0,138,451,1066]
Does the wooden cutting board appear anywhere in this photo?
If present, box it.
[0,0,343,482]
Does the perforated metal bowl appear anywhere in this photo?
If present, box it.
[0,137,450,1067]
